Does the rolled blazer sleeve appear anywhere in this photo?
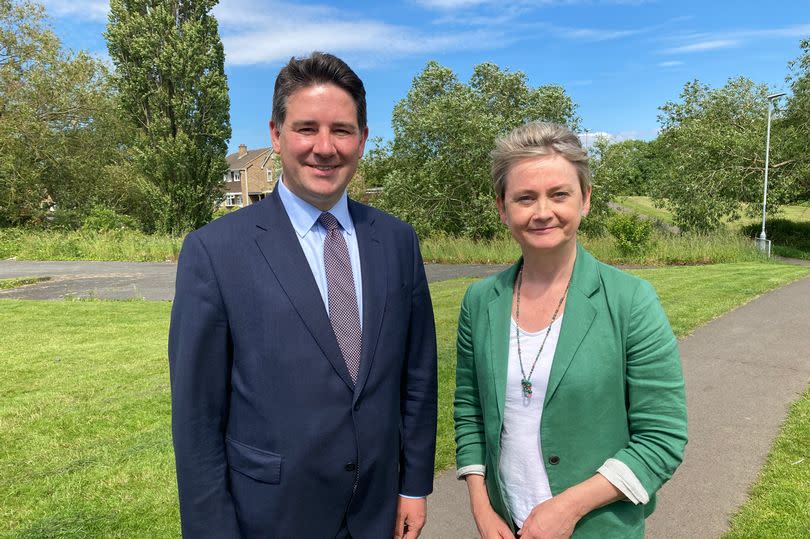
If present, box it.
[454,287,487,473]
[398,227,438,497]
[168,232,240,538]
[611,279,688,498]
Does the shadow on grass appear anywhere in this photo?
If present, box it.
[11,510,117,538]
[741,219,810,260]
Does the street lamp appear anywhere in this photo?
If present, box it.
[757,91,786,255]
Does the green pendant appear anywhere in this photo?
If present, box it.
[521,378,533,397]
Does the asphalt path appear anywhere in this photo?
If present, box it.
[0,260,509,300]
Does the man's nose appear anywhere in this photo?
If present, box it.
[313,130,337,156]
[532,198,552,219]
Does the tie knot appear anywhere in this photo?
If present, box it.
[318,212,341,232]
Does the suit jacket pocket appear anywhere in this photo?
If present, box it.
[225,436,283,484]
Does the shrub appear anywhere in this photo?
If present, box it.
[607,213,654,256]
[82,206,140,232]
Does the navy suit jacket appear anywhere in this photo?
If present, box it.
[169,188,438,538]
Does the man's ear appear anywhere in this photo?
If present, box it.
[270,120,281,153]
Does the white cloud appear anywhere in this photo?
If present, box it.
[216,0,506,66]
[663,39,739,54]
[658,60,683,67]
[41,0,109,21]
[578,129,657,147]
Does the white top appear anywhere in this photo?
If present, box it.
[499,316,562,527]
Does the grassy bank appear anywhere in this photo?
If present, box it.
[420,230,767,266]
[2,261,808,536]
[724,388,810,539]
[0,277,49,290]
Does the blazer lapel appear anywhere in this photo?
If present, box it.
[253,190,355,390]
[487,261,521,421]
[544,244,600,406]
[350,201,386,399]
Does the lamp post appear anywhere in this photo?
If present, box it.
[757,92,786,255]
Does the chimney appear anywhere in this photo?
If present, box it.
[238,144,247,157]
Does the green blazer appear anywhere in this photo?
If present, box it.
[454,244,687,538]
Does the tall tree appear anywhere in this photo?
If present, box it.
[106,0,231,234]
[366,61,578,239]
[781,37,810,201]
[653,77,794,232]
[0,0,132,227]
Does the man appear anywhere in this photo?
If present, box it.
[169,52,437,538]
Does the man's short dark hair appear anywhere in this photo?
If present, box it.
[272,52,367,131]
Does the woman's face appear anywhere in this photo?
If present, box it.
[496,154,591,256]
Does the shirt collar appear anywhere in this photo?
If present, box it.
[277,176,355,238]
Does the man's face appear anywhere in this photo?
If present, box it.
[270,83,368,211]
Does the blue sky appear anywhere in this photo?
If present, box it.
[41,0,810,154]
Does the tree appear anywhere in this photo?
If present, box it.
[0,0,135,227]
[781,37,810,201]
[366,61,579,239]
[106,0,231,234]
[652,77,794,232]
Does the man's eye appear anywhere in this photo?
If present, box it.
[553,192,570,199]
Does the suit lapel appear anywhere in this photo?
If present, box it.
[350,201,386,399]
[488,261,521,421]
[544,244,600,406]
[253,189,355,390]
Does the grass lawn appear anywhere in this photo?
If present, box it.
[1,261,809,536]
[724,388,810,539]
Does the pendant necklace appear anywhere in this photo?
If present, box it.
[514,265,571,398]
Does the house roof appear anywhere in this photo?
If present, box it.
[226,146,272,170]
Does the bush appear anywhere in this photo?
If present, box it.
[82,206,140,232]
[740,218,810,259]
[607,213,654,256]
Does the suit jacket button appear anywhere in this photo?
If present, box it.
[549,455,560,465]
[345,462,357,472]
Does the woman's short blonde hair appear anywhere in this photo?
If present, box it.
[491,121,591,199]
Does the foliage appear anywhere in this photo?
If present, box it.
[591,138,658,197]
[81,205,140,232]
[607,212,654,256]
[653,77,796,232]
[0,0,137,227]
[367,61,579,239]
[106,0,231,235]
[0,276,48,289]
[781,37,810,202]
[740,218,810,260]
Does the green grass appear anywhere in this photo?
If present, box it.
[0,228,184,262]
[617,196,674,224]
[0,277,49,290]
[421,230,766,266]
[2,262,809,537]
[724,388,810,539]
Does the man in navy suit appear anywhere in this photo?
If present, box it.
[169,52,438,538]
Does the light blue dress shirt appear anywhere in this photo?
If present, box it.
[276,178,363,326]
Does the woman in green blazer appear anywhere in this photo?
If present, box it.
[454,122,687,539]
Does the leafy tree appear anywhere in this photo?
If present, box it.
[367,61,578,239]
[781,37,810,201]
[653,77,794,232]
[106,0,231,234]
[0,0,134,226]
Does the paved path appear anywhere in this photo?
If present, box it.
[422,275,810,538]
[0,260,508,300]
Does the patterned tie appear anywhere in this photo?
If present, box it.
[319,212,362,384]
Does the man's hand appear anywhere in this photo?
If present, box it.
[393,496,427,539]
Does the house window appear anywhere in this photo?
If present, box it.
[267,169,274,182]
[224,193,242,207]
[229,171,241,182]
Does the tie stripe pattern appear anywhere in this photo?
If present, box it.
[319,212,362,383]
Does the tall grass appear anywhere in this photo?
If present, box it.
[0,228,184,262]
[420,230,766,266]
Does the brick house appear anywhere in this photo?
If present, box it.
[221,144,279,208]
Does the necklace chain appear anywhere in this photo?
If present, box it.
[515,265,571,398]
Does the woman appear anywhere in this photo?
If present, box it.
[454,122,687,539]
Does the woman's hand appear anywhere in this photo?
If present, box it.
[472,505,516,539]
[516,495,579,539]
